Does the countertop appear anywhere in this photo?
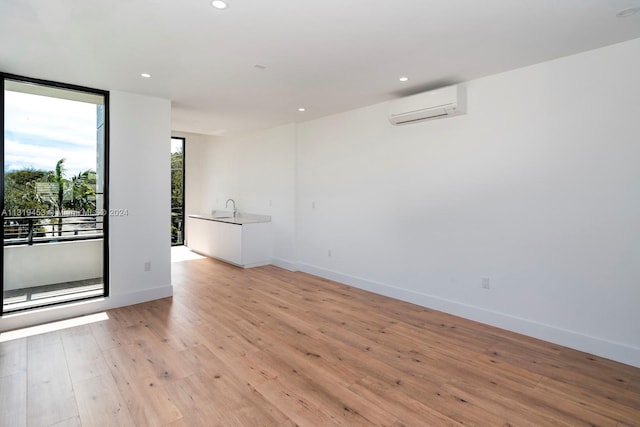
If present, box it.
[188,212,271,225]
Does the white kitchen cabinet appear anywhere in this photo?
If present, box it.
[187,216,272,268]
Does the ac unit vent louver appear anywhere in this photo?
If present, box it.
[388,84,466,125]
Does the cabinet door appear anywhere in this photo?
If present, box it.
[241,223,272,267]
[211,221,242,265]
[187,218,242,265]
[186,217,212,256]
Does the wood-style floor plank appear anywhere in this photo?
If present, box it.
[0,254,638,426]
[0,338,27,378]
[72,374,135,427]
[102,340,184,426]
[0,372,27,427]
[26,331,79,426]
[48,417,81,427]
[61,324,110,384]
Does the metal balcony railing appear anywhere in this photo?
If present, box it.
[171,207,184,245]
[3,214,103,246]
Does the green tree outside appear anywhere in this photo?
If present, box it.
[171,149,184,244]
[3,158,97,240]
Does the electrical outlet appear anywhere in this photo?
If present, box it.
[328,249,332,257]
[482,277,490,290]
[144,261,152,272]
[312,201,316,209]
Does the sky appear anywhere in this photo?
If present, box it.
[4,90,98,178]
[171,137,183,154]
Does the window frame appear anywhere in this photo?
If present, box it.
[171,136,185,246]
[0,72,110,315]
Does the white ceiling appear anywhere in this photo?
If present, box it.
[1,0,640,137]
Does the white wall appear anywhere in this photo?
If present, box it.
[172,131,211,218]
[108,91,172,304]
[4,240,102,289]
[1,91,173,331]
[296,37,640,367]
[185,124,298,269]
[177,38,640,367]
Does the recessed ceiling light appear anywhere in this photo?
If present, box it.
[140,73,152,78]
[211,0,228,9]
[616,7,640,18]
[254,64,267,70]
[298,108,306,112]
[399,76,409,82]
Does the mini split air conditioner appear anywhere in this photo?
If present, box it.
[388,84,466,125]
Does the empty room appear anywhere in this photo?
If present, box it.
[1,1,639,426]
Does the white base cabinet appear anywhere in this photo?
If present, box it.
[187,217,272,268]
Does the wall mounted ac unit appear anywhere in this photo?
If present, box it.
[388,84,466,125]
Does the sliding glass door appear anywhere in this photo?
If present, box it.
[1,74,109,314]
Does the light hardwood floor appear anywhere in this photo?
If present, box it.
[1,255,639,426]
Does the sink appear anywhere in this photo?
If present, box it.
[210,210,235,218]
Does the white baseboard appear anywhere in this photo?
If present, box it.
[0,284,173,332]
[298,263,640,368]
[106,285,173,309]
[271,257,299,272]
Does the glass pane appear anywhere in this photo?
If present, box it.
[171,138,184,246]
[3,79,106,313]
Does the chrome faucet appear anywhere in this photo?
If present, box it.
[225,198,237,217]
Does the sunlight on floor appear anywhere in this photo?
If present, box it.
[0,312,109,342]
[171,246,206,263]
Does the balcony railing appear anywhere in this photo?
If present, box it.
[3,214,103,246]
[171,207,183,245]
